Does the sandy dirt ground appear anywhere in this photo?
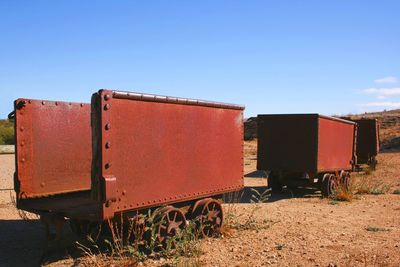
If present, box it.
[1,145,400,266]
[0,154,14,205]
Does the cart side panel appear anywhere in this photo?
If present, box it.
[14,99,92,199]
[94,90,244,219]
[317,117,355,172]
[354,119,380,164]
[257,114,318,173]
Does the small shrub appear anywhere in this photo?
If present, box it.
[393,189,400,195]
[222,191,243,232]
[250,188,271,203]
[223,204,276,232]
[330,176,356,202]
[370,183,391,195]
[356,176,391,195]
[240,206,261,231]
[276,243,286,250]
[331,185,353,202]
[366,226,389,232]
[223,188,275,233]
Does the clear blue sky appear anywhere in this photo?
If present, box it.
[1,0,399,118]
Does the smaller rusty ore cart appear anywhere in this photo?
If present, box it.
[257,114,357,196]
[352,119,380,168]
[13,90,244,240]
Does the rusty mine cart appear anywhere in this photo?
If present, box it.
[352,118,380,169]
[12,89,244,241]
[257,114,357,196]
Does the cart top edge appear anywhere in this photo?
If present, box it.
[14,98,89,107]
[257,113,356,125]
[97,89,245,111]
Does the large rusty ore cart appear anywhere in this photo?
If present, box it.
[13,90,244,239]
[352,119,380,168]
[257,114,356,196]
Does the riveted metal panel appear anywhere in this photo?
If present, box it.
[257,114,318,173]
[92,90,244,219]
[352,119,380,164]
[317,116,356,172]
[14,99,92,199]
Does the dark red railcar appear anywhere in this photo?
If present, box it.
[13,99,92,198]
[13,90,244,238]
[352,119,380,167]
[257,114,356,196]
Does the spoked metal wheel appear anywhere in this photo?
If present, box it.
[321,173,338,197]
[155,206,187,245]
[191,198,223,237]
[340,171,351,191]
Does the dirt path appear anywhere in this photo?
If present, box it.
[201,194,400,267]
[1,150,400,266]
[0,154,15,205]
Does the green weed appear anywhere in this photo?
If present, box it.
[366,226,389,232]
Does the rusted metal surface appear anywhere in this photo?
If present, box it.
[257,114,318,173]
[17,191,100,220]
[352,119,380,164]
[257,114,356,175]
[14,99,92,199]
[317,116,356,171]
[92,90,244,219]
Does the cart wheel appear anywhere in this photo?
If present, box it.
[321,173,337,197]
[268,172,283,193]
[155,206,186,246]
[191,198,223,237]
[340,171,351,191]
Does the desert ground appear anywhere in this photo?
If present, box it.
[1,139,400,267]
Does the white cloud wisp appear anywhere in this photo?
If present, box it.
[374,76,399,84]
[363,87,400,96]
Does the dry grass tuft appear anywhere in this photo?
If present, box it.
[356,177,391,195]
[223,189,276,233]
[352,154,394,196]
[75,209,202,266]
[225,206,276,232]
[329,176,357,202]
[331,185,354,202]
[366,226,390,232]
[250,188,271,204]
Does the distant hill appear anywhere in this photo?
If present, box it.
[244,109,400,151]
[244,117,258,141]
